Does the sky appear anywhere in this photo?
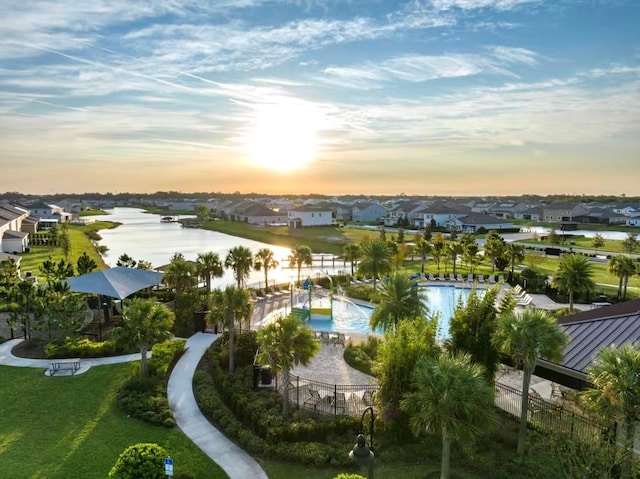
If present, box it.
[0,0,638,196]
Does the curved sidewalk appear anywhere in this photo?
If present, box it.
[167,333,268,479]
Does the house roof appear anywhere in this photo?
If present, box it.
[543,202,585,210]
[241,203,280,217]
[458,213,511,225]
[289,205,333,212]
[2,230,28,239]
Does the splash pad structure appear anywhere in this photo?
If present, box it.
[291,275,334,321]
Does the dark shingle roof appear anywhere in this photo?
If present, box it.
[458,213,511,225]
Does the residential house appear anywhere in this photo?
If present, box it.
[351,202,387,223]
[418,204,468,228]
[385,202,425,226]
[573,208,628,225]
[542,203,588,222]
[446,213,514,233]
[513,207,543,222]
[235,202,285,225]
[626,214,640,227]
[288,206,333,228]
[29,202,73,225]
[0,203,31,253]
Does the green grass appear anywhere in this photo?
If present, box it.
[262,459,443,479]
[79,209,108,216]
[0,363,227,479]
[517,237,634,254]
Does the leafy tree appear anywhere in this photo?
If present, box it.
[583,345,640,479]
[447,225,458,241]
[374,317,439,421]
[369,271,428,332]
[415,239,432,275]
[76,252,98,275]
[195,204,210,222]
[257,314,319,417]
[108,442,168,479]
[357,238,392,290]
[608,255,638,302]
[397,228,405,243]
[39,257,75,285]
[164,258,197,336]
[432,233,445,272]
[462,242,480,274]
[505,242,525,282]
[58,223,71,260]
[448,287,514,380]
[401,352,497,479]
[0,259,20,299]
[447,242,462,276]
[136,260,152,270]
[551,254,595,313]
[622,232,639,254]
[195,251,223,306]
[34,281,86,341]
[484,231,506,273]
[423,223,433,241]
[111,298,174,377]
[592,233,605,255]
[210,285,252,373]
[116,254,137,268]
[343,243,360,276]
[254,247,279,289]
[493,309,569,454]
[378,227,386,241]
[392,243,407,269]
[225,245,253,288]
[289,244,313,286]
[547,228,561,245]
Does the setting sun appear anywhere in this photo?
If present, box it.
[246,100,319,171]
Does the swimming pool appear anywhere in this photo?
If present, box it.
[306,285,481,339]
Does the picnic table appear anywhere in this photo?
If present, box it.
[49,358,82,376]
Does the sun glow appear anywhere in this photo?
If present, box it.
[246,100,319,171]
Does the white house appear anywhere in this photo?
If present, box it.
[419,205,468,228]
[288,206,333,228]
[236,202,285,225]
[626,214,640,227]
[0,203,31,253]
[29,202,72,223]
[447,213,514,233]
[352,202,387,223]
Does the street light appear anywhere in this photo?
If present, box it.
[349,434,374,479]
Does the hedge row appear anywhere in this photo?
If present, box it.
[45,338,119,358]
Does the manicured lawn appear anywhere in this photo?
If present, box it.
[517,237,634,254]
[79,209,108,216]
[0,363,227,479]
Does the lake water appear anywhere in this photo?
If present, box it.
[524,226,639,241]
[90,208,349,288]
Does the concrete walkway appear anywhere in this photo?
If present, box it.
[167,333,268,479]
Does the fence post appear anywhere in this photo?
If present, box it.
[334,385,337,416]
[296,376,299,410]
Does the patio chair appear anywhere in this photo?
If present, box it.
[304,389,322,411]
[457,273,464,282]
[478,274,485,283]
[362,390,375,406]
[270,286,282,296]
[467,273,474,282]
[334,332,346,347]
[438,272,445,281]
[320,331,332,344]
[260,288,273,300]
[498,274,505,283]
[449,273,456,282]
[428,273,436,281]
[488,275,496,284]
[513,284,524,295]
[331,392,347,415]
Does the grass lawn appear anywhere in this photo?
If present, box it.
[0,363,227,479]
[18,221,118,274]
[517,236,635,254]
[79,209,108,216]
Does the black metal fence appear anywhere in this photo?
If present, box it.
[494,381,609,444]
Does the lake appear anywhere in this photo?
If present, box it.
[90,208,349,288]
[525,226,639,241]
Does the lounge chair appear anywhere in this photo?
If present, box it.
[362,390,375,406]
[498,275,505,283]
[320,331,332,344]
[251,290,264,303]
[261,288,273,300]
[513,284,524,295]
[428,273,436,281]
[352,277,361,284]
[457,273,464,282]
[304,389,322,411]
[449,273,456,282]
[488,275,496,284]
[517,295,533,307]
[331,392,347,415]
[478,274,485,283]
[334,332,346,347]
[438,272,445,281]
[270,286,282,296]
[467,273,474,282]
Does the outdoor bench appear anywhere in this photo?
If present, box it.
[49,358,82,376]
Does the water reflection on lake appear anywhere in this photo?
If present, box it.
[525,226,639,241]
[91,208,349,288]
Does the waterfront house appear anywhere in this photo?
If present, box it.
[542,203,588,222]
[351,202,387,223]
[288,206,333,228]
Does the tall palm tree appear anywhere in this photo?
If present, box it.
[196,252,224,306]
[289,245,313,286]
[447,242,462,276]
[493,309,569,455]
[210,285,253,373]
[551,253,595,313]
[257,314,320,418]
[415,239,432,275]
[164,258,197,296]
[369,271,428,332]
[357,238,392,290]
[583,345,640,479]
[225,246,253,288]
[254,248,279,289]
[111,298,174,377]
[506,243,525,283]
[342,243,360,276]
[608,255,638,302]
[400,353,497,479]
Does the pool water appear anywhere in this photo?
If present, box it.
[306,285,481,339]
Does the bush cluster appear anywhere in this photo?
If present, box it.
[109,442,167,479]
[344,346,374,376]
[117,376,175,428]
[148,339,186,379]
[342,285,374,302]
[44,338,118,358]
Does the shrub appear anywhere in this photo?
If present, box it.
[44,337,118,358]
[334,475,366,479]
[108,443,168,479]
[148,339,186,379]
[344,346,373,375]
[117,376,175,428]
[343,285,374,302]
[234,330,258,368]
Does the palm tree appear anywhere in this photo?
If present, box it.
[289,245,313,286]
[608,255,638,302]
[111,298,174,377]
[164,258,197,296]
[196,252,224,307]
[583,345,640,479]
[505,243,525,283]
[342,243,360,276]
[257,314,319,418]
[254,248,279,290]
[225,246,253,288]
[400,353,497,479]
[210,285,253,373]
[357,238,392,290]
[493,309,569,455]
[369,271,428,332]
[415,239,432,275]
[76,252,98,275]
[551,253,595,313]
[447,243,462,276]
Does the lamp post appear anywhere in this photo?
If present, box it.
[349,434,374,479]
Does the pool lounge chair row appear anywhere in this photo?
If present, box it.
[426,273,505,283]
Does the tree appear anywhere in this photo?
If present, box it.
[0,259,20,299]
[136,260,152,270]
[622,232,639,254]
[484,231,506,273]
[397,228,405,243]
[164,258,197,336]
[343,243,360,276]
[109,442,169,479]
[254,247,279,289]
[196,251,223,306]
[210,285,252,373]
[547,228,561,245]
[357,239,391,290]
[36,281,87,341]
[369,271,429,332]
[58,223,71,260]
[493,309,569,455]
[447,243,462,276]
[505,242,525,282]
[116,254,137,268]
[76,252,98,275]
[400,353,497,479]
[415,239,432,275]
[195,204,210,222]
[592,233,605,255]
[289,245,313,286]
[432,233,445,272]
[462,242,480,274]
[448,286,514,380]
[378,227,386,241]
[111,298,174,377]
[583,345,640,479]
[225,245,253,288]
[608,255,638,302]
[257,314,319,417]
[39,257,74,285]
[423,223,433,241]
[551,253,595,313]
